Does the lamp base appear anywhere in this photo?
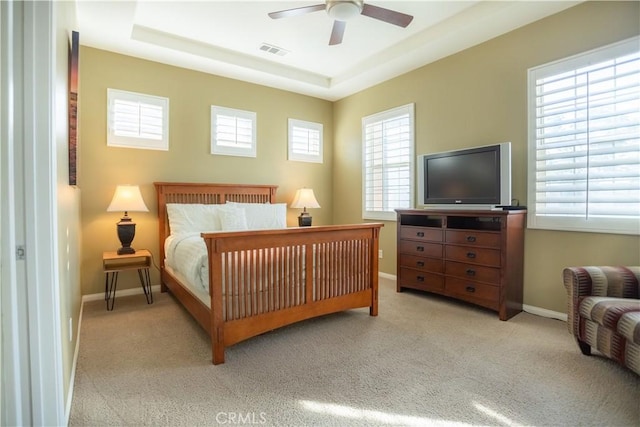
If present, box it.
[298,212,312,227]
[116,217,137,255]
[117,247,136,255]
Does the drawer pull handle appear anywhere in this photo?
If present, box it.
[417,231,424,237]
[465,286,476,293]
[466,252,476,259]
[417,276,425,282]
[466,269,476,276]
[466,236,477,242]
[417,246,424,252]
[417,261,425,267]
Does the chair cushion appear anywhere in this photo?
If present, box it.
[579,296,640,330]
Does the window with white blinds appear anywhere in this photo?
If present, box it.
[362,104,415,221]
[288,118,323,163]
[211,106,257,157]
[527,37,640,235]
[107,89,169,150]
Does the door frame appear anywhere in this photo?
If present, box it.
[1,1,65,425]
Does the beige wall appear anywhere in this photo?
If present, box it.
[334,1,640,314]
[80,1,639,314]
[79,49,334,295]
[56,0,82,409]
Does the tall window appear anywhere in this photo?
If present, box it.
[288,119,323,163]
[528,37,640,235]
[107,89,169,150]
[211,106,257,157]
[362,104,415,221]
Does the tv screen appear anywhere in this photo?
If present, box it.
[418,142,511,208]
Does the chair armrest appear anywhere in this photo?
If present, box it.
[563,266,640,336]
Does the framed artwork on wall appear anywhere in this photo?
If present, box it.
[68,30,79,186]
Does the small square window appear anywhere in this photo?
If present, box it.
[288,119,323,163]
[211,106,257,158]
[107,88,169,151]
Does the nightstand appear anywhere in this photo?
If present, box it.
[103,249,153,311]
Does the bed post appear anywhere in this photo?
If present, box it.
[205,237,225,365]
[370,226,380,317]
[154,183,168,293]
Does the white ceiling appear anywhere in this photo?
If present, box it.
[76,0,581,101]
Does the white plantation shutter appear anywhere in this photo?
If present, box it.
[107,89,169,150]
[288,119,323,163]
[211,106,257,157]
[528,37,640,234]
[362,104,414,221]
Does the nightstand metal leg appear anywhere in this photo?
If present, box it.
[138,267,153,304]
[105,272,118,311]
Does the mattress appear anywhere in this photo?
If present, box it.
[164,264,211,308]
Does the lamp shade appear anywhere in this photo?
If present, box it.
[107,185,149,213]
[107,185,148,255]
[290,188,320,209]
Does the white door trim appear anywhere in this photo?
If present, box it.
[1,2,29,424]
[1,1,64,425]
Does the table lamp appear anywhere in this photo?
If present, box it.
[107,185,149,255]
[290,188,320,227]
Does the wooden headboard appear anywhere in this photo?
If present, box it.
[153,182,278,263]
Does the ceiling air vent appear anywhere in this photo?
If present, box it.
[259,43,289,56]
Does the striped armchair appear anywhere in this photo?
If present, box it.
[564,266,640,375]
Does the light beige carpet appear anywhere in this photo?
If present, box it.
[69,278,639,426]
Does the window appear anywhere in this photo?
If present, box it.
[288,119,323,163]
[107,88,169,150]
[211,106,257,157]
[527,37,640,235]
[362,104,415,221]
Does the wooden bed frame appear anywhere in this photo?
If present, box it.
[154,182,383,364]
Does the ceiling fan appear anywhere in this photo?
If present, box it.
[268,0,414,46]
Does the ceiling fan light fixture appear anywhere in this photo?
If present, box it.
[326,0,363,21]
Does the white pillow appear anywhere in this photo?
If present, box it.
[166,204,222,234]
[218,205,248,231]
[226,202,287,229]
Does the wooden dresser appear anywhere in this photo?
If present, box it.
[396,209,526,320]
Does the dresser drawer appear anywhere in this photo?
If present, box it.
[399,268,444,291]
[398,240,443,258]
[445,261,501,285]
[399,255,443,273]
[445,277,499,303]
[445,230,501,248]
[399,226,443,242]
[445,245,501,267]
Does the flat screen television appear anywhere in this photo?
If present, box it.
[417,142,511,209]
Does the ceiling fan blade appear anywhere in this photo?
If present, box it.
[329,20,346,46]
[268,4,326,19]
[361,4,413,27]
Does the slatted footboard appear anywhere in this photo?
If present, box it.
[204,224,382,364]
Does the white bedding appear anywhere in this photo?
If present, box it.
[165,202,288,292]
[165,233,210,291]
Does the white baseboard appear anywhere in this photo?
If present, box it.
[65,298,84,425]
[82,284,162,303]
[81,278,568,322]
[380,273,567,321]
[379,272,396,281]
[523,304,567,322]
